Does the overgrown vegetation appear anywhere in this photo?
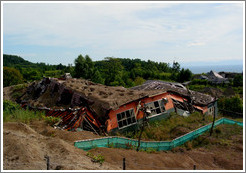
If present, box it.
[218,95,243,116]
[3,67,24,87]
[181,123,243,150]
[117,112,217,141]
[188,78,243,96]
[86,152,105,164]
[3,100,44,123]
[42,116,61,126]
[3,100,60,125]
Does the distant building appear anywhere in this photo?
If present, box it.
[206,70,229,84]
[198,75,209,80]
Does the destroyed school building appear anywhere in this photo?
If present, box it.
[19,77,218,135]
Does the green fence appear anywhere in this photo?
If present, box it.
[74,118,243,151]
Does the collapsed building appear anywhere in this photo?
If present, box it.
[18,77,218,135]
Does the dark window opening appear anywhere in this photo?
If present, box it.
[58,89,73,105]
[145,99,165,116]
[116,109,136,129]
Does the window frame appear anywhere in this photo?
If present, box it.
[116,108,137,129]
[145,99,166,118]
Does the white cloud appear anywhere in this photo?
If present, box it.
[2,2,244,63]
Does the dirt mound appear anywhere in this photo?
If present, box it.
[3,84,29,102]
[89,142,242,170]
[3,121,118,170]
[3,121,243,170]
[29,120,99,144]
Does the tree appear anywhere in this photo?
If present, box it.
[3,67,23,87]
[92,70,104,84]
[134,77,145,86]
[74,54,94,79]
[233,74,243,87]
[172,61,180,73]
[176,68,192,83]
[103,57,124,86]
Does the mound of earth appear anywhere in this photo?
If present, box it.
[3,84,29,102]
[3,121,118,170]
[3,121,243,170]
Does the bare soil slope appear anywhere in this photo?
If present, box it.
[3,121,117,170]
[3,121,243,170]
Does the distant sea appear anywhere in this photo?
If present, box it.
[183,65,243,74]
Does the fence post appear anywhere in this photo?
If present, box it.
[123,158,126,170]
[44,155,50,170]
[193,164,196,170]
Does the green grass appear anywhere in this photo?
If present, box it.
[3,108,44,124]
[181,123,243,150]
[3,100,60,125]
[117,112,218,141]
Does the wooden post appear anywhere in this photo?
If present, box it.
[44,155,50,170]
[136,121,145,152]
[193,164,196,170]
[136,108,148,152]
[210,102,216,136]
[123,158,126,170]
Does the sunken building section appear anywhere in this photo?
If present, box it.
[18,77,217,135]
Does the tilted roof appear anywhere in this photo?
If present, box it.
[207,70,224,79]
[131,80,216,106]
[20,78,216,119]
[21,78,164,117]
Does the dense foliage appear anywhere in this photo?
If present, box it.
[218,95,243,113]
[3,54,193,87]
[3,67,24,87]
[3,54,72,86]
[233,74,243,87]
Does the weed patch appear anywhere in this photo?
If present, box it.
[86,152,105,165]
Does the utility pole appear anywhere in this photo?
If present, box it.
[209,99,217,136]
[136,106,150,152]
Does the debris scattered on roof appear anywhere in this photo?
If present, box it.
[131,80,216,105]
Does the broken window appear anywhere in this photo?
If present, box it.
[116,109,136,129]
[145,99,165,116]
[172,99,187,110]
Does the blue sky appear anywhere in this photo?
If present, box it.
[2,2,244,66]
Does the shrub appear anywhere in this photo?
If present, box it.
[42,116,61,126]
[3,100,21,113]
[145,147,157,153]
[3,67,23,87]
[218,95,243,116]
[86,152,105,164]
